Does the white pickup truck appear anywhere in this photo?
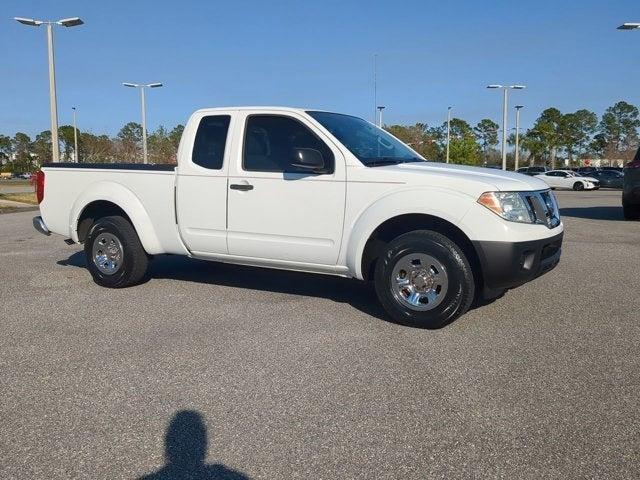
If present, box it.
[33,107,563,328]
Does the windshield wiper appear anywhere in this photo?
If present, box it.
[367,157,424,167]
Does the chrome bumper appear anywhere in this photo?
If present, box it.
[33,216,50,236]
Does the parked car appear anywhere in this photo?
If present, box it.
[535,170,600,190]
[576,166,600,176]
[32,107,563,328]
[589,170,624,189]
[516,166,549,176]
[623,150,640,220]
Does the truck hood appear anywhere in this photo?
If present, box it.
[372,161,549,193]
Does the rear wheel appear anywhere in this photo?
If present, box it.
[85,215,149,288]
[573,182,585,191]
[374,230,475,328]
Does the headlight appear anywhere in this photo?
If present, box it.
[477,191,535,223]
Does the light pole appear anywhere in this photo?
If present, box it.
[487,84,525,170]
[373,54,378,124]
[377,106,386,128]
[14,17,84,163]
[123,82,163,164]
[514,105,523,171]
[446,106,452,163]
[72,107,79,162]
[616,24,639,168]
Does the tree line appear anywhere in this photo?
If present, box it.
[386,100,640,168]
[0,123,184,172]
[1,100,638,172]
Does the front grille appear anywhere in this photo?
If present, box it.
[524,190,561,229]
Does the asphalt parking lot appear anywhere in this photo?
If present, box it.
[1,190,638,479]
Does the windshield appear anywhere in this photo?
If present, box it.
[307,111,425,167]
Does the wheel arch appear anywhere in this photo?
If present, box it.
[344,188,480,279]
[358,213,483,292]
[69,181,164,254]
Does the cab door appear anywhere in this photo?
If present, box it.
[175,112,234,254]
[226,112,346,266]
[557,172,572,188]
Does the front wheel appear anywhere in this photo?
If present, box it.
[573,182,585,191]
[85,215,149,288]
[374,230,475,328]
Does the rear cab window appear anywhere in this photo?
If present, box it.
[192,115,231,170]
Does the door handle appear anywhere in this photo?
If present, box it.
[230,183,254,191]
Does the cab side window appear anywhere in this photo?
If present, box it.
[192,115,231,170]
[243,115,334,173]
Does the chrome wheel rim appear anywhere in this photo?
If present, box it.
[390,253,448,311]
[92,232,123,275]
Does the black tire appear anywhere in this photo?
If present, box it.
[623,203,640,220]
[84,215,149,288]
[573,182,584,191]
[374,230,475,329]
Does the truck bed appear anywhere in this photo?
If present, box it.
[39,162,185,255]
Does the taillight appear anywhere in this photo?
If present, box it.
[36,170,45,204]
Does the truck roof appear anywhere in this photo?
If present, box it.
[193,106,317,115]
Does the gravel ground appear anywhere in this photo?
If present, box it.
[0,190,638,479]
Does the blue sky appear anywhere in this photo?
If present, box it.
[1,0,639,138]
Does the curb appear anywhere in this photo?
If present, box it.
[0,206,39,215]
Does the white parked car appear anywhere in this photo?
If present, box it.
[534,170,600,191]
[32,107,563,328]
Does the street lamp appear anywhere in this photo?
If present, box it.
[14,16,84,163]
[377,105,386,128]
[617,23,640,30]
[123,82,163,164]
[487,84,525,170]
[72,107,79,162]
[446,106,452,163]
[514,105,524,171]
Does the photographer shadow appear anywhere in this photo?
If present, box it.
[138,410,250,480]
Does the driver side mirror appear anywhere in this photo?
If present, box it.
[290,148,325,172]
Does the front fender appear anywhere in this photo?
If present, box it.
[69,181,164,254]
[345,188,475,279]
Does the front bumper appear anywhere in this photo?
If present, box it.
[473,231,563,297]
